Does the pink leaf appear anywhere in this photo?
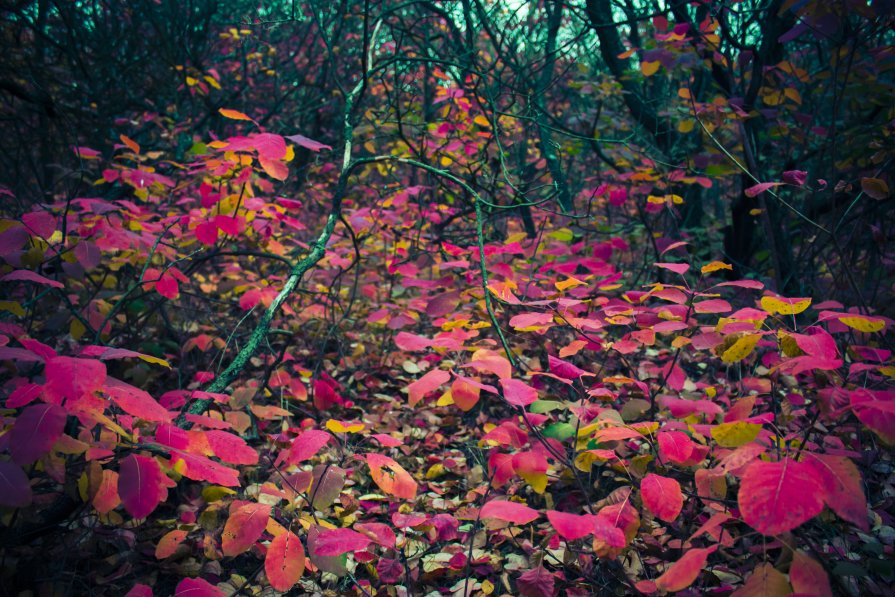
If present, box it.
[546,510,595,541]
[222,502,271,556]
[195,221,218,246]
[655,262,690,275]
[641,473,684,522]
[174,577,225,597]
[285,133,332,152]
[480,499,540,525]
[738,458,825,535]
[355,522,397,549]
[118,454,168,518]
[1,269,63,288]
[44,356,107,404]
[500,378,538,407]
[313,528,372,556]
[10,403,66,465]
[790,550,833,597]
[782,170,808,186]
[804,453,868,530]
[548,355,589,379]
[252,133,287,160]
[407,369,450,407]
[394,331,432,351]
[156,529,189,559]
[125,584,153,597]
[745,181,782,197]
[0,460,32,507]
[509,312,554,330]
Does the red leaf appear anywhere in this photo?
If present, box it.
[657,431,694,464]
[265,530,305,591]
[407,369,450,407]
[355,522,397,548]
[170,450,240,486]
[285,133,332,152]
[174,577,225,597]
[118,454,168,518]
[222,502,271,556]
[366,453,418,499]
[745,181,782,197]
[205,430,259,465]
[480,499,540,525]
[517,564,555,597]
[105,377,172,423]
[789,551,833,597]
[44,356,106,404]
[252,133,287,160]
[0,269,63,288]
[654,545,718,592]
[641,473,684,522]
[0,460,32,507]
[10,403,66,465]
[546,510,595,541]
[500,378,538,407]
[195,221,218,246]
[804,453,868,530]
[278,429,331,466]
[738,458,825,535]
[313,528,372,556]
[156,529,189,559]
[6,382,41,408]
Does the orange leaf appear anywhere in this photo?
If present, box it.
[219,107,253,121]
[222,502,271,556]
[655,545,718,592]
[366,453,417,499]
[265,530,305,591]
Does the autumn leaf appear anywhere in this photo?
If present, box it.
[265,530,305,591]
[641,473,683,522]
[312,528,372,556]
[10,403,67,465]
[221,502,271,556]
[738,458,825,535]
[0,461,32,508]
[366,453,418,499]
[655,545,718,592]
[480,499,540,525]
[119,454,170,519]
[218,107,253,121]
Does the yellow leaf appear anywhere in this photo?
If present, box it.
[519,470,548,494]
[204,75,222,90]
[548,227,574,241]
[641,61,661,76]
[555,276,585,291]
[473,114,490,128]
[749,208,764,216]
[0,301,25,317]
[481,579,495,595]
[202,486,237,502]
[839,315,885,333]
[711,421,761,448]
[185,76,198,86]
[784,87,802,105]
[326,419,365,434]
[219,108,253,121]
[677,119,695,133]
[678,88,692,100]
[425,464,446,480]
[647,194,665,204]
[671,336,691,348]
[436,390,454,406]
[701,261,732,274]
[721,334,760,363]
[760,296,811,315]
[138,353,171,368]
